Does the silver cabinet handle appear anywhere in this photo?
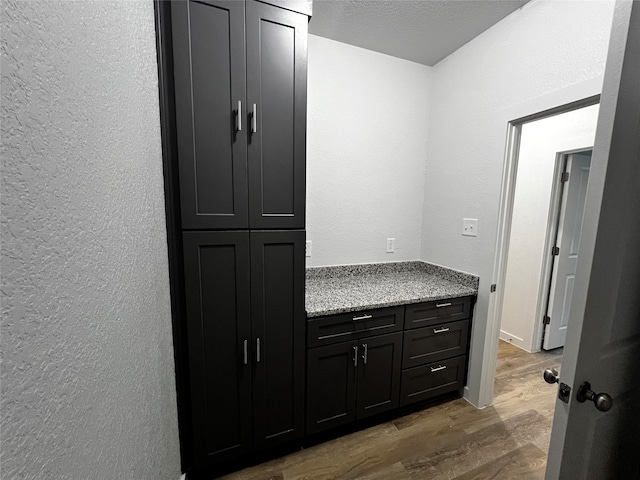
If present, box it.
[433,327,450,334]
[256,338,261,363]
[252,103,257,133]
[236,100,242,131]
[352,314,372,321]
[436,302,452,308]
[430,365,447,373]
[243,339,248,365]
[353,345,358,367]
[362,343,368,365]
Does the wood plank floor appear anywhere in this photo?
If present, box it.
[220,341,563,480]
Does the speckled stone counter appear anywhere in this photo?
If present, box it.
[306,261,479,317]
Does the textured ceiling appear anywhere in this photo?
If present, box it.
[309,0,530,66]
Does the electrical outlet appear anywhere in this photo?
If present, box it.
[386,238,395,253]
[305,240,312,257]
[462,218,478,237]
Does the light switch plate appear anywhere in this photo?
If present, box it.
[462,218,478,237]
[305,240,312,257]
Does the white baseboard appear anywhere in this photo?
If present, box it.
[499,329,532,352]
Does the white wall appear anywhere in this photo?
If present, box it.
[1,1,180,478]
[306,35,432,266]
[421,0,615,406]
[499,105,599,352]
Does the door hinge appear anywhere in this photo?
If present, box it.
[543,315,551,325]
[561,172,570,182]
[552,246,560,256]
[490,284,496,293]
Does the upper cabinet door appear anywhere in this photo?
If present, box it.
[246,2,307,229]
[171,0,249,230]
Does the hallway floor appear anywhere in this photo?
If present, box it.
[219,341,563,480]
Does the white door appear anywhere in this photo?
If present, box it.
[543,152,591,350]
[546,1,640,478]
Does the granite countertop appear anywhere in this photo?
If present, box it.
[305,261,479,318]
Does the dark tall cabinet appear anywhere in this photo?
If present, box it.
[172,0,307,231]
[157,0,310,474]
[182,231,305,466]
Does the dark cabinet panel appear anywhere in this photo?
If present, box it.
[404,296,472,330]
[183,230,306,466]
[400,355,466,407]
[306,341,357,434]
[306,332,403,434]
[304,293,473,437]
[356,332,402,419]
[402,320,469,369]
[171,0,307,230]
[172,1,249,230]
[182,231,252,465]
[251,231,305,448]
[307,306,404,348]
[246,2,307,229]
[162,0,309,473]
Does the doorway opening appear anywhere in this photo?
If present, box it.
[483,99,600,475]
[497,103,599,354]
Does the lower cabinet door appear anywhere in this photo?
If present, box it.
[251,231,305,449]
[306,341,357,434]
[400,355,466,407]
[182,231,253,467]
[356,332,402,419]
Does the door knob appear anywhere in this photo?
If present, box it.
[544,367,571,403]
[544,367,560,384]
[577,382,613,412]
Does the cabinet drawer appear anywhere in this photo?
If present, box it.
[307,306,404,348]
[399,356,465,406]
[404,296,471,330]
[402,320,469,369]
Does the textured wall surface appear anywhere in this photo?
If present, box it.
[1,1,181,478]
[500,105,599,352]
[422,0,615,406]
[306,35,431,267]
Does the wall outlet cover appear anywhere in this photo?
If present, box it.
[305,240,312,257]
[386,238,395,253]
[462,218,478,237]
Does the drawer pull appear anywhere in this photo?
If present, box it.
[430,365,447,373]
[436,302,452,308]
[433,327,450,334]
[352,314,373,321]
[362,343,368,365]
[353,345,358,367]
